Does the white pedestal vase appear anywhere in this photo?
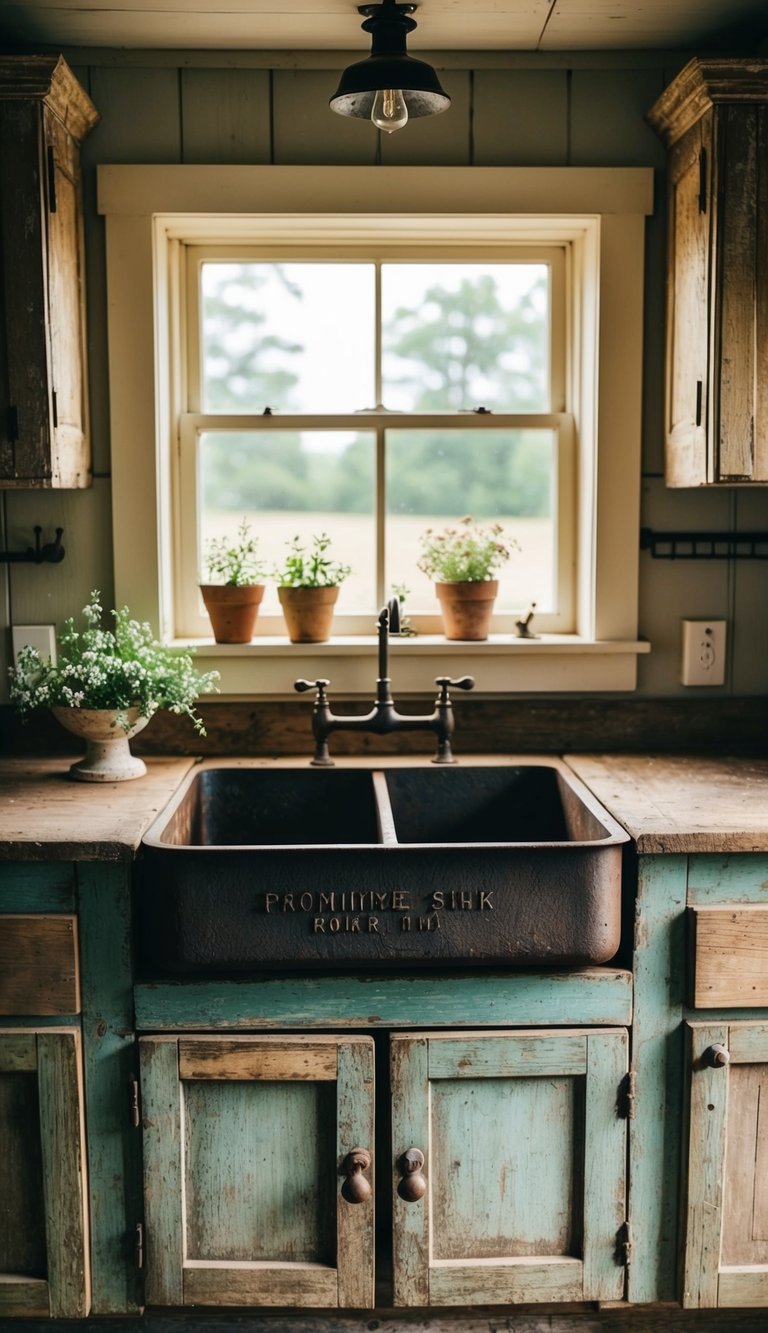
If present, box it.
[52,707,150,782]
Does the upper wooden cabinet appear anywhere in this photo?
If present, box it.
[0,55,99,488]
[648,59,768,486]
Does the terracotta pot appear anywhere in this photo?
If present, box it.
[52,706,150,782]
[200,583,265,643]
[278,585,340,643]
[435,579,498,641]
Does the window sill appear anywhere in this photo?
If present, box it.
[180,635,651,696]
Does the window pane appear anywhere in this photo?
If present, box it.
[201,263,375,412]
[381,264,549,411]
[199,430,376,613]
[385,428,556,613]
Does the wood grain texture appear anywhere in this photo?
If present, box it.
[390,1034,430,1307]
[139,1038,184,1307]
[77,861,143,1313]
[0,756,196,860]
[0,862,76,912]
[564,754,768,853]
[178,1037,338,1081]
[427,1031,587,1079]
[183,1264,338,1307]
[0,1049,47,1279]
[0,1278,49,1317]
[135,969,634,1032]
[691,906,768,1007]
[335,1038,375,1308]
[36,1029,90,1317]
[0,914,79,1015]
[682,1022,728,1308]
[583,1031,627,1301]
[721,1063,768,1267]
[626,855,687,1304]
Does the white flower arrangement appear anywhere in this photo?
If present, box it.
[9,591,219,734]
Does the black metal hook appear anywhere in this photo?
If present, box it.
[0,525,65,565]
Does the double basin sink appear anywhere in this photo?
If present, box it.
[138,758,628,973]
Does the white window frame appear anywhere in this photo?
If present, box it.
[179,239,573,638]
[99,165,653,696]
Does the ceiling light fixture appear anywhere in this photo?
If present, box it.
[330,0,451,135]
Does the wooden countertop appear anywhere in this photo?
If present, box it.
[2,752,768,861]
[565,753,768,854]
[0,755,197,861]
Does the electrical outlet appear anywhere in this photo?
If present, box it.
[11,624,57,667]
[681,618,726,686]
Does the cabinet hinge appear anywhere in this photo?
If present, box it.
[128,1073,141,1128]
[698,147,708,214]
[7,406,19,443]
[46,144,57,213]
[619,1069,636,1119]
[617,1219,632,1267]
[133,1222,144,1271]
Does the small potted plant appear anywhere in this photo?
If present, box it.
[200,518,266,643]
[417,516,514,641]
[8,591,219,782]
[274,533,352,643]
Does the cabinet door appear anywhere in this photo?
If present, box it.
[665,114,712,486]
[683,1021,768,1308]
[0,1028,90,1318]
[139,1035,374,1308]
[391,1028,627,1306]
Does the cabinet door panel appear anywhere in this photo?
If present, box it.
[684,1020,768,1307]
[140,1034,374,1309]
[391,1028,627,1307]
[0,1028,89,1318]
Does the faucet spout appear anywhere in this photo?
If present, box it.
[294,601,474,766]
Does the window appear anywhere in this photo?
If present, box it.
[178,246,574,636]
[100,165,652,693]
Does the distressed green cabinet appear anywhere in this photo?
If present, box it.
[391,1029,628,1307]
[136,1026,629,1312]
[139,1034,375,1309]
[0,1028,89,1318]
[683,1021,768,1309]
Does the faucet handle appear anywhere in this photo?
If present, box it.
[435,675,475,702]
[294,678,330,701]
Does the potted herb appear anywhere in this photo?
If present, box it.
[8,591,219,782]
[200,518,266,643]
[274,533,352,643]
[417,516,514,640]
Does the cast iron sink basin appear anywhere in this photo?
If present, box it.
[138,758,628,973]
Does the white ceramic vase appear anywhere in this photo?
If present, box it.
[52,706,150,782]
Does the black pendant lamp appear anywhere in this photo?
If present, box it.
[330,0,451,134]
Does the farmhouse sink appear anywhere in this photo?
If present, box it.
[138,758,629,973]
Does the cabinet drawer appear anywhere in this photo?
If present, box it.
[0,915,80,1015]
[690,905,768,1008]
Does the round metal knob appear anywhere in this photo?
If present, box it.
[341,1148,372,1204]
[706,1043,731,1068]
[397,1147,427,1202]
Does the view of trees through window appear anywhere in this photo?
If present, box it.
[198,260,557,615]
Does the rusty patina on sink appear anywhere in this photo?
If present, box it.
[138,758,628,973]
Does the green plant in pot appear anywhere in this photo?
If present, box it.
[417,516,514,641]
[200,518,266,643]
[274,533,352,643]
[8,591,219,782]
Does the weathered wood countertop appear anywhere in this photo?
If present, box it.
[565,753,768,854]
[0,755,196,861]
[1,752,768,861]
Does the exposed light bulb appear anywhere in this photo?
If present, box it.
[371,87,409,133]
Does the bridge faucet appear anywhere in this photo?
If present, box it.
[294,598,474,766]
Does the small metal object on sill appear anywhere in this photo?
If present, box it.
[640,528,768,560]
[0,525,65,565]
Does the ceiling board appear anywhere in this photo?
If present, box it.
[0,0,766,52]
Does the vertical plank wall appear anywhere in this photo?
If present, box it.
[3,49,768,699]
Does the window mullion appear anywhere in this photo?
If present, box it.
[376,423,386,610]
[374,260,382,408]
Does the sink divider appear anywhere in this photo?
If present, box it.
[371,771,399,846]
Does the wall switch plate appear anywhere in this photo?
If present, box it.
[12,624,57,667]
[681,618,726,686]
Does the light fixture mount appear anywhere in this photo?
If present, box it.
[330,0,451,133]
